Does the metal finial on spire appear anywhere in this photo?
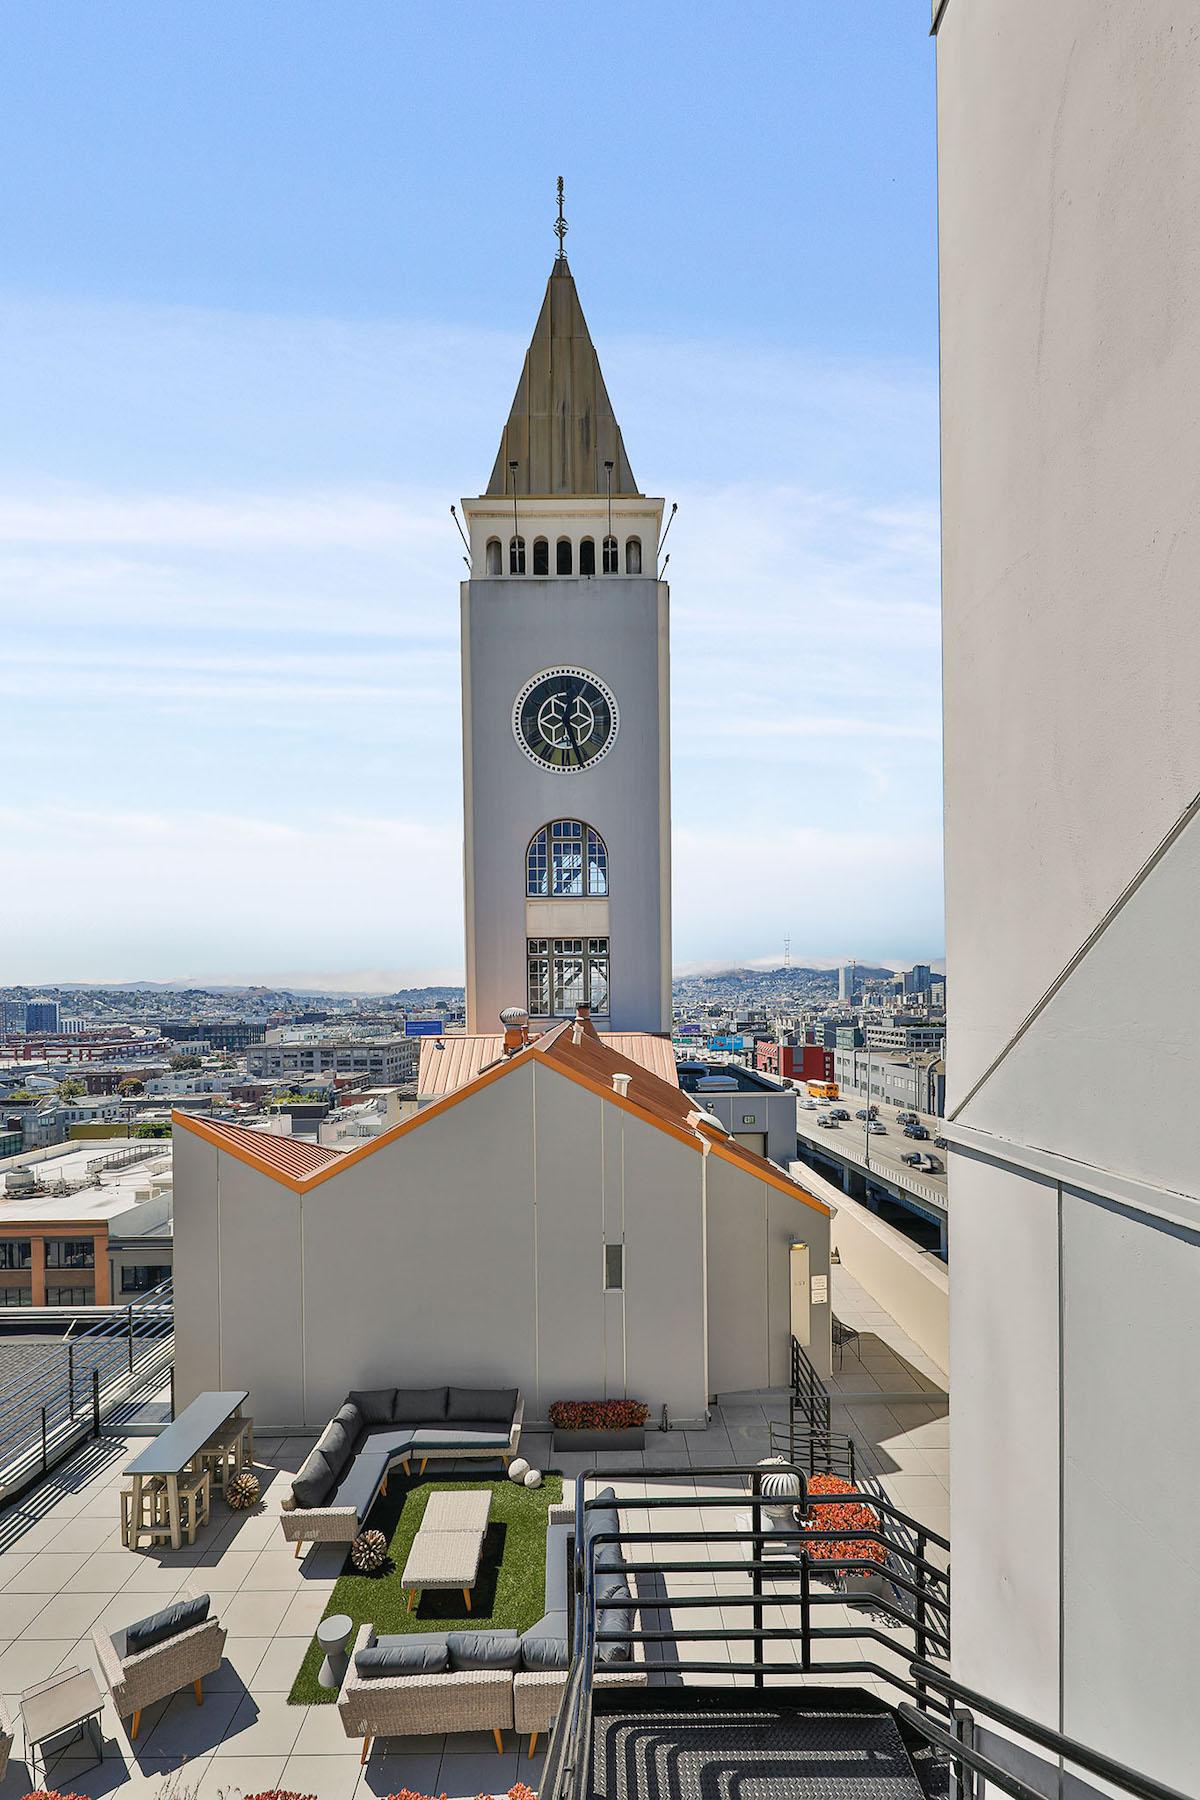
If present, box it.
[554,176,568,259]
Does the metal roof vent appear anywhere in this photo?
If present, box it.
[612,1072,632,1098]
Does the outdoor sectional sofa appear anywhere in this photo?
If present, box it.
[338,1495,645,1762]
[279,1384,524,1552]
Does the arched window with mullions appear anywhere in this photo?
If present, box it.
[602,535,619,573]
[509,536,526,574]
[527,819,609,898]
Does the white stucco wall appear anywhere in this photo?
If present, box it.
[937,3,1200,1785]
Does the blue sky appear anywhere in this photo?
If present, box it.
[0,3,941,988]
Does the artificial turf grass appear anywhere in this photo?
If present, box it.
[288,1468,563,1705]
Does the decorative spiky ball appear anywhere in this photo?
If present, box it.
[226,1471,261,1510]
[351,1528,388,1572]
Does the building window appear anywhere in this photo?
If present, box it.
[625,536,642,574]
[46,1239,94,1269]
[532,537,549,575]
[509,535,526,575]
[526,821,609,898]
[579,537,596,575]
[604,1242,624,1291]
[0,1240,31,1270]
[527,936,610,1018]
[0,1287,32,1306]
[47,1286,91,1306]
[556,537,573,574]
[485,538,502,575]
[121,1265,171,1293]
[602,534,619,573]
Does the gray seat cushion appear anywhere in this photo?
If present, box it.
[365,1426,416,1459]
[407,1424,511,1451]
[586,1490,623,1571]
[292,1447,335,1509]
[523,1609,568,1642]
[595,1580,635,1663]
[348,1388,397,1425]
[391,1386,449,1424]
[446,1386,517,1425]
[125,1594,211,1657]
[331,1450,389,1520]
[522,1633,569,1670]
[317,1410,359,1483]
[447,1630,521,1671]
[356,1638,449,1678]
[545,1523,571,1614]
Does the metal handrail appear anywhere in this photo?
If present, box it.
[905,1664,1194,1800]
[790,1334,831,1434]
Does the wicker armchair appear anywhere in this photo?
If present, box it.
[93,1592,227,1739]
[337,1623,515,1764]
[0,1706,11,1784]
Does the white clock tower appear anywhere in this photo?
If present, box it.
[459,218,671,1036]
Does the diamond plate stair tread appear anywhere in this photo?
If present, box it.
[590,1708,924,1800]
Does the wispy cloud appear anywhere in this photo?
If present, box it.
[0,297,941,981]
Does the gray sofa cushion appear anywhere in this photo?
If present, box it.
[317,1412,358,1483]
[446,1386,517,1424]
[331,1450,389,1521]
[292,1447,335,1509]
[391,1387,448,1424]
[522,1634,569,1670]
[595,1581,635,1663]
[349,1388,397,1425]
[524,1609,568,1642]
[586,1490,623,1571]
[365,1426,416,1459]
[545,1523,571,1614]
[356,1638,449,1678]
[406,1424,511,1451]
[447,1630,521,1671]
[125,1594,211,1657]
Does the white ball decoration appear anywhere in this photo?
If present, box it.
[508,1457,530,1483]
[523,1467,543,1489]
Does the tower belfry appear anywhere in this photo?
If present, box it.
[458,212,672,1036]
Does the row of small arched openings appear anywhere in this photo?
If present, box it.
[485,535,643,577]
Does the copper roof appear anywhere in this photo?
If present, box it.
[179,1116,345,1180]
[419,1030,679,1099]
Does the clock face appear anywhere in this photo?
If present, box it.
[513,666,619,774]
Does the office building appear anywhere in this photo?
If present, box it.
[245,1035,420,1087]
[937,0,1199,1785]
[24,1000,60,1033]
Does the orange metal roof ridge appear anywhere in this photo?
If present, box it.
[173,1025,830,1216]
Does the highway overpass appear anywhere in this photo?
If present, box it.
[791,1094,948,1257]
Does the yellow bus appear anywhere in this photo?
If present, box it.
[807,1080,839,1101]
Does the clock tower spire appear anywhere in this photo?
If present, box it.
[459,221,672,1036]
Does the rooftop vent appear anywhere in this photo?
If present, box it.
[500,1005,530,1057]
[612,1073,632,1098]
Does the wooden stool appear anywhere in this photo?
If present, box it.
[174,1469,211,1545]
[120,1478,167,1549]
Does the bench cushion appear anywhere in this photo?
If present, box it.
[595,1580,634,1663]
[317,1407,360,1483]
[391,1386,449,1424]
[448,1630,521,1671]
[522,1633,569,1670]
[125,1593,211,1657]
[348,1388,397,1425]
[356,1638,449,1678]
[365,1426,416,1459]
[446,1386,517,1425]
[331,1450,389,1520]
[586,1489,623,1571]
[292,1447,335,1509]
[545,1522,571,1615]
[523,1610,568,1643]
[407,1424,511,1451]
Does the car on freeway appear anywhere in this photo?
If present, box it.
[854,1107,879,1120]
[817,1114,837,1128]
[799,1098,818,1110]
[866,1120,886,1135]
[830,1107,851,1121]
[901,1150,922,1167]
[904,1124,930,1140]
[934,1136,948,1149]
[896,1111,919,1126]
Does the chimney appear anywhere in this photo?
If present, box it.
[612,1072,632,1098]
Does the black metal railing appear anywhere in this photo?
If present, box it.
[790,1332,832,1434]
[545,1466,1182,1800]
[0,1278,174,1502]
[769,1414,856,1481]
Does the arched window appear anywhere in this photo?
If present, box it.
[556,537,573,575]
[485,538,502,576]
[602,535,619,574]
[579,537,596,576]
[625,536,642,575]
[509,536,526,575]
[532,537,549,575]
[527,820,609,897]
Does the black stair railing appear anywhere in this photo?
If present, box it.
[545,1466,1176,1800]
[790,1332,832,1435]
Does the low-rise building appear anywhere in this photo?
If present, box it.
[0,1142,173,1306]
[246,1035,420,1086]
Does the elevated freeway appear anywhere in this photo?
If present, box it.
[791,1093,948,1257]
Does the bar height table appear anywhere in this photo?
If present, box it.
[124,1389,250,1550]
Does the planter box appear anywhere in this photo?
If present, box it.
[552,1427,646,1452]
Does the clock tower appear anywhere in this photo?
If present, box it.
[459,236,671,1036]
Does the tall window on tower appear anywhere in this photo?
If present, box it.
[526,820,608,897]
[527,937,610,1017]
